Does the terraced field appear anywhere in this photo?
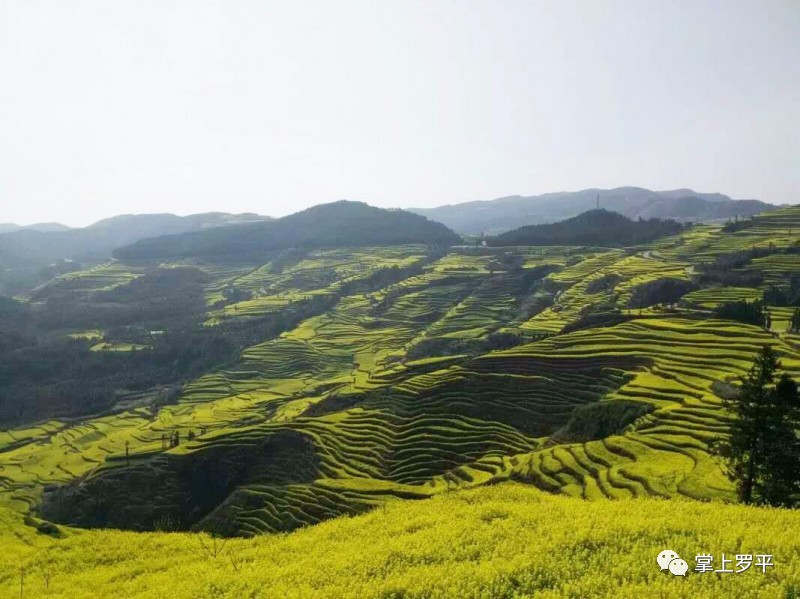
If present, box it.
[202,246,429,325]
[496,318,799,501]
[681,286,763,309]
[2,206,800,542]
[743,252,800,286]
[28,261,146,302]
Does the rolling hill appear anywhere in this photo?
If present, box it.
[0,203,798,598]
[0,212,272,295]
[489,209,685,247]
[113,201,462,260]
[0,205,794,526]
[410,187,774,234]
[0,212,272,264]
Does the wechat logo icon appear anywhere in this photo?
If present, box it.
[657,550,688,576]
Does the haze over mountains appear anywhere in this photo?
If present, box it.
[0,212,271,265]
[0,212,271,295]
[0,222,72,233]
[113,201,460,261]
[410,187,775,234]
[0,187,776,295]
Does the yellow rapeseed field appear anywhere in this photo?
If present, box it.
[2,483,798,598]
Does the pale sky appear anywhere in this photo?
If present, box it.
[1,1,798,227]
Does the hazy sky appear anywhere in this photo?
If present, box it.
[1,1,798,226]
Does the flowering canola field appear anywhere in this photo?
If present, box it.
[2,483,799,598]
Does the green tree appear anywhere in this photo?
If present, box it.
[761,374,800,505]
[790,308,800,334]
[715,345,800,506]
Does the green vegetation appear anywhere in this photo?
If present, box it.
[713,299,767,327]
[412,186,773,235]
[489,209,685,247]
[713,346,800,506]
[3,484,800,598]
[0,212,271,296]
[114,201,461,260]
[1,204,799,596]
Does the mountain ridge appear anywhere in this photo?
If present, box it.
[489,208,686,247]
[0,212,273,295]
[409,187,775,234]
[113,200,461,261]
[0,222,72,233]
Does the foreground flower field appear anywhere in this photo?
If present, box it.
[3,483,799,598]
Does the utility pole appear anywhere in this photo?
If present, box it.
[596,193,600,209]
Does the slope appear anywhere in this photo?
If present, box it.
[411,187,773,234]
[113,201,461,260]
[0,212,272,295]
[0,205,797,541]
[489,209,685,247]
[3,483,800,599]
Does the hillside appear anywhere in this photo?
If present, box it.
[2,483,800,598]
[0,205,795,522]
[411,187,774,234]
[113,201,462,260]
[489,209,685,246]
[0,204,798,597]
[0,212,271,295]
[0,212,272,263]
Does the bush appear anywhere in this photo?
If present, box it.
[561,310,630,334]
[484,332,523,351]
[722,218,754,233]
[554,400,654,442]
[406,332,524,360]
[586,274,621,294]
[713,300,765,327]
[695,246,777,288]
[763,286,789,307]
[627,278,698,309]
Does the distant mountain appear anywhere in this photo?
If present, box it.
[0,212,272,295]
[489,209,685,247]
[114,201,461,261]
[85,212,268,232]
[0,212,272,265]
[0,222,72,233]
[410,187,774,234]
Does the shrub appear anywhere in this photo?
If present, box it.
[713,300,765,327]
[484,332,523,351]
[586,273,621,294]
[627,278,698,309]
[554,400,653,442]
[561,310,630,334]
